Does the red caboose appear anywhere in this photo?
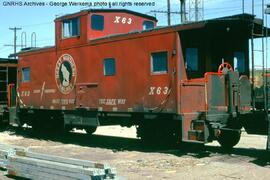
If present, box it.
[9,9,269,148]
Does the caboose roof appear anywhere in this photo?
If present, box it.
[88,13,270,44]
[17,13,269,56]
[193,13,269,38]
[140,13,268,38]
[55,9,157,22]
[0,58,17,67]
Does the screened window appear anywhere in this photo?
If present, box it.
[186,48,199,71]
[22,67,30,82]
[104,58,116,76]
[151,52,168,73]
[143,21,154,30]
[62,17,80,38]
[91,14,104,31]
[234,52,245,73]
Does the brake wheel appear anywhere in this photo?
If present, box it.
[218,62,233,74]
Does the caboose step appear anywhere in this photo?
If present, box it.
[188,130,204,142]
[191,120,205,131]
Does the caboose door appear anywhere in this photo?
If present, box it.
[205,71,247,117]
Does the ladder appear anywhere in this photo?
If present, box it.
[250,0,270,151]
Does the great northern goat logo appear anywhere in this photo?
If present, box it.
[55,54,77,94]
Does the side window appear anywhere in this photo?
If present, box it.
[104,58,116,76]
[91,14,104,31]
[234,52,245,73]
[143,21,154,30]
[62,17,80,38]
[151,51,168,74]
[22,67,30,82]
[186,48,199,71]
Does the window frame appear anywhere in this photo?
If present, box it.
[233,51,245,73]
[185,47,199,72]
[91,14,104,31]
[22,67,30,83]
[150,51,168,75]
[62,17,80,39]
[103,58,116,76]
[143,20,154,30]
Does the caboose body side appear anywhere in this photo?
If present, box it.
[10,10,269,147]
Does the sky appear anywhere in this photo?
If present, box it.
[0,0,270,68]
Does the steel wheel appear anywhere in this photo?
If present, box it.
[85,127,97,135]
[217,130,241,149]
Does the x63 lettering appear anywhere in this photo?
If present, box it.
[148,86,169,95]
[114,16,132,24]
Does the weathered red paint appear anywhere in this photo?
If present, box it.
[18,10,175,113]
[18,32,178,112]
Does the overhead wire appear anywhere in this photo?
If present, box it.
[0,47,14,54]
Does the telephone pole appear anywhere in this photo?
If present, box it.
[4,27,22,58]
[151,0,186,25]
[180,0,187,23]
[150,10,181,25]
[167,0,171,25]
[242,0,244,14]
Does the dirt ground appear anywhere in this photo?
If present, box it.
[0,126,270,180]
